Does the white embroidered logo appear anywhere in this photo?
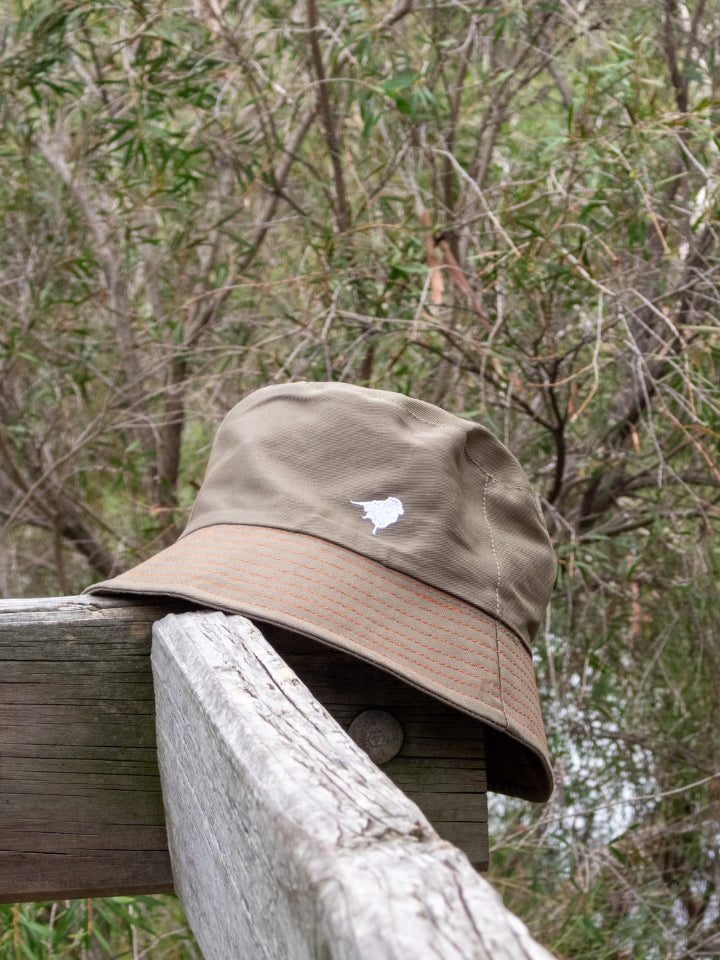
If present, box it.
[351,497,404,535]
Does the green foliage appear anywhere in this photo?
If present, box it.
[0,897,199,959]
[0,0,719,956]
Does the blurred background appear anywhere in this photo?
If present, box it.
[1,0,719,956]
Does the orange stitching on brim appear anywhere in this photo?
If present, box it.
[190,531,536,679]
[117,569,545,742]
[195,530,537,684]
[155,539,536,684]
[180,526,537,683]
[137,549,537,701]
[114,566,545,740]
[188,525,529,653]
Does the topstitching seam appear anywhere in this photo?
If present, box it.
[483,475,509,733]
[399,403,530,489]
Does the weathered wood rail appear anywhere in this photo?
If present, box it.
[0,596,555,959]
[0,596,180,900]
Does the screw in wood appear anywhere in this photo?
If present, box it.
[348,709,404,765]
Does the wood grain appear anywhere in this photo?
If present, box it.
[0,595,184,901]
[1,594,488,903]
[153,611,553,960]
[264,624,489,867]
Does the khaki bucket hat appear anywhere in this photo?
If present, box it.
[87,382,557,801]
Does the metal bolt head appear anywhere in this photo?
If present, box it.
[348,709,404,764]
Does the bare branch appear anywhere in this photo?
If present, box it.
[307,0,351,234]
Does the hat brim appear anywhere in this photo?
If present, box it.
[86,524,553,801]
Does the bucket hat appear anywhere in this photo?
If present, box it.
[86,382,557,801]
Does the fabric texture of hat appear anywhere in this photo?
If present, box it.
[86,382,557,801]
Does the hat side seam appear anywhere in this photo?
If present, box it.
[483,475,509,734]
[464,445,535,489]
[394,400,533,489]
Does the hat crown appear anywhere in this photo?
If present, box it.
[185,382,556,648]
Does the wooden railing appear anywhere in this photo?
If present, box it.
[0,595,555,959]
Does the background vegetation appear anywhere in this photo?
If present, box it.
[1,0,719,956]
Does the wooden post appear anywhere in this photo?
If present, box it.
[0,594,488,903]
[153,611,554,960]
[0,596,554,959]
[0,596,178,901]
[263,624,488,867]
